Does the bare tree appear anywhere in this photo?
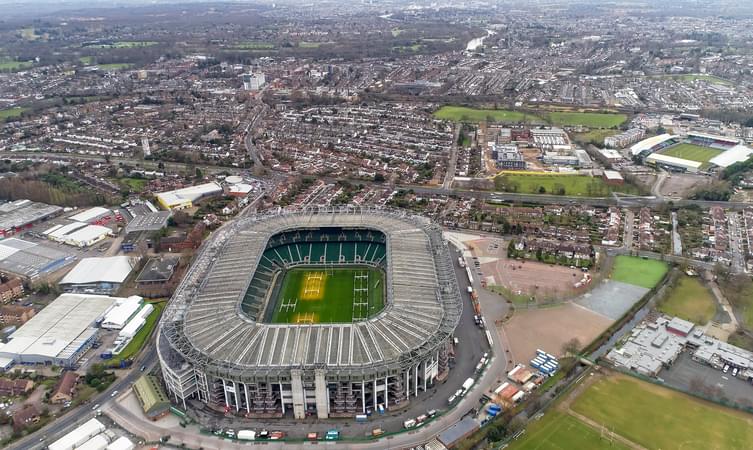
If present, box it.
[562,338,582,357]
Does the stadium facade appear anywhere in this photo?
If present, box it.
[158,207,462,419]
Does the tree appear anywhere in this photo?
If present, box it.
[562,337,582,356]
[195,167,203,180]
[373,173,385,183]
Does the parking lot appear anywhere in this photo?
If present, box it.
[660,352,753,406]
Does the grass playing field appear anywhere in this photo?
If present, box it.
[543,111,627,128]
[571,374,753,450]
[271,267,384,324]
[610,256,667,289]
[660,143,723,164]
[433,106,542,123]
[658,275,716,325]
[494,172,639,196]
[507,410,630,450]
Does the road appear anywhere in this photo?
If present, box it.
[442,123,460,189]
[651,169,668,199]
[9,344,159,450]
[243,103,267,168]
[623,209,635,250]
[671,211,683,256]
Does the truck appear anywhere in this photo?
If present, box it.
[99,351,113,360]
[325,430,340,440]
[467,286,473,294]
[403,419,417,429]
[458,257,466,268]
[237,430,256,441]
[462,377,475,393]
[307,432,319,441]
[355,414,368,422]
[371,428,384,437]
[416,414,428,424]
[466,266,474,284]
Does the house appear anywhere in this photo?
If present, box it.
[0,377,34,396]
[0,304,36,326]
[13,404,41,431]
[136,257,180,298]
[50,371,78,404]
[0,277,24,303]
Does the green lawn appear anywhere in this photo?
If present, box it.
[272,267,384,323]
[79,56,94,65]
[660,143,723,164]
[508,410,630,450]
[610,256,667,289]
[0,107,27,120]
[494,172,636,196]
[97,63,133,71]
[0,59,33,71]
[86,41,158,48]
[571,374,753,450]
[653,74,733,86]
[118,177,148,192]
[112,301,165,363]
[543,111,627,128]
[433,106,541,123]
[658,276,716,325]
[570,129,620,146]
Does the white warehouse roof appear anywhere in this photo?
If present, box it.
[69,207,111,223]
[102,296,143,330]
[0,294,117,364]
[45,222,111,246]
[156,182,222,208]
[106,437,135,450]
[709,144,753,168]
[48,418,106,450]
[60,256,135,285]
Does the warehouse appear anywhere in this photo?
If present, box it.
[645,153,702,173]
[0,199,63,237]
[0,293,118,368]
[44,222,112,247]
[155,182,223,210]
[100,296,144,329]
[0,237,75,281]
[59,256,135,295]
[132,374,171,420]
[69,207,111,224]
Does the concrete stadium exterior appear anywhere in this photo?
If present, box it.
[157,207,462,419]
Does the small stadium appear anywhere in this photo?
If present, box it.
[159,208,462,420]
[630,132,753,173]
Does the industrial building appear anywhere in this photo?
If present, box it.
[132,374,171,420]
[0,200,62,237]
[136,257,180,298]
[242,72,266,91]
[69,207,111,224]
[100,296,144,329]
[0,293,119,368]
[47,417,135,450]
[493,144,526,170]
[59,256,135,295]
[0,237,75,281]
[607,315,753,380]
[158,207,462,419]
[43,222,112,247]
[155,182,223,210]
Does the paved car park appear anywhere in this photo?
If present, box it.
[660,352,753,406]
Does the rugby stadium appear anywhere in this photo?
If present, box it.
[157,207,462,419]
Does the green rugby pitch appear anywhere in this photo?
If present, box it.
[610,256,667,289]
[658,275,716,325]
[271,267,384,324]
[571,374,753,450]
[508,410,630,450]
[660,143,723,164]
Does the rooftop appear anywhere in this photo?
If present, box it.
[60,256,135,285]
[136,257,178,283]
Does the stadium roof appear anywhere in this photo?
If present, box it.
[161,208,461,375]
[60,256,135,285]
[687,131,739,144]
[709,144,753,168]
[0,294,117,363]
[629,133,677,156]
[646,153,703,170]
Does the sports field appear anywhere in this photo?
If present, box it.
[508,410,630,450]
[658,275,716,325]
[610,256,667,289]
[433,106,541,123]
[494,172,637,196]
[660,143,723,164]
[543,111,627,128]
[271,267,384,323]
[571,374,753,450]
